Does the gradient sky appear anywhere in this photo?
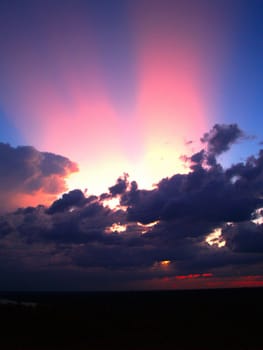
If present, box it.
[1,0,263,290]
[1,0,262,193]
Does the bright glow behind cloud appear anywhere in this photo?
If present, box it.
[0,0,231,197]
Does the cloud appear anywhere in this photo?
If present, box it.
[0,143,78,212]
[123,159,262,227]
[109,173,129,196]
[1,124,263,290]
[47,189,86,214]
[201,123,244,156]
[223,222,263,253]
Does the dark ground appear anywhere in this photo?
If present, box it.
[0,287,262,350]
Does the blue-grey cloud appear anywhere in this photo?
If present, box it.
[0,124,263,290]
[0,143,78,212]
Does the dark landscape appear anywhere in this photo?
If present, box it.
[0,287,262,350]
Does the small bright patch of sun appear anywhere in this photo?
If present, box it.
[206,228,226,248]
[102,197,120,210]
[252,208,263,224]
[102,197,127,211]
[137,220,160,234]
[105,222,127,234]
[160,260,171,266]
[153,260,172,269]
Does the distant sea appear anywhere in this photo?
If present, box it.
[0,288,262,350]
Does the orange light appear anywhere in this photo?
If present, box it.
[160,260,171,266]
[206,228,226,248]
[105,223,127,234]
[137,220,160,234]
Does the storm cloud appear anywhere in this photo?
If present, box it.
[0,124,263,290]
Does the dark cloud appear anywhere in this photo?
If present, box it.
[0,143,78,212]
[122,160,262,227]
[223,222,263,253]
[226,150,263,193]
[1,124,263,290]
[201,123,244,156]
[125,189,164,224]
[47,189,86,214]
[109,173,129,196]
[0,218,13,237]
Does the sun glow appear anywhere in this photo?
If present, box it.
[153,260,172,270]
[66,153,190,198]
[102,197,128,212]
[1,0,216,207]
[252,208,263,224]
[160,260,171,266]
[137,220,160,234]
[105,223,127,234]
[206,228,226,248]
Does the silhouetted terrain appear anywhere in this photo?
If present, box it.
[0,288,262,350]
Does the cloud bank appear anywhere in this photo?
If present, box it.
[0,143,78,212]
[1,124,263,290]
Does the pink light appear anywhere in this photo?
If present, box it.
[1,1,228,199]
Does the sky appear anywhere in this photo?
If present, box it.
[0,0,263,291]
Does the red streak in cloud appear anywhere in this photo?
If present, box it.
[202,273,214,278]
[205,275,263,289]
[145,274,263,290]
[176,273,213,280]
[141,272,213,290]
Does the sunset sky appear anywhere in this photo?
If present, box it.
[1,0,263,290]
